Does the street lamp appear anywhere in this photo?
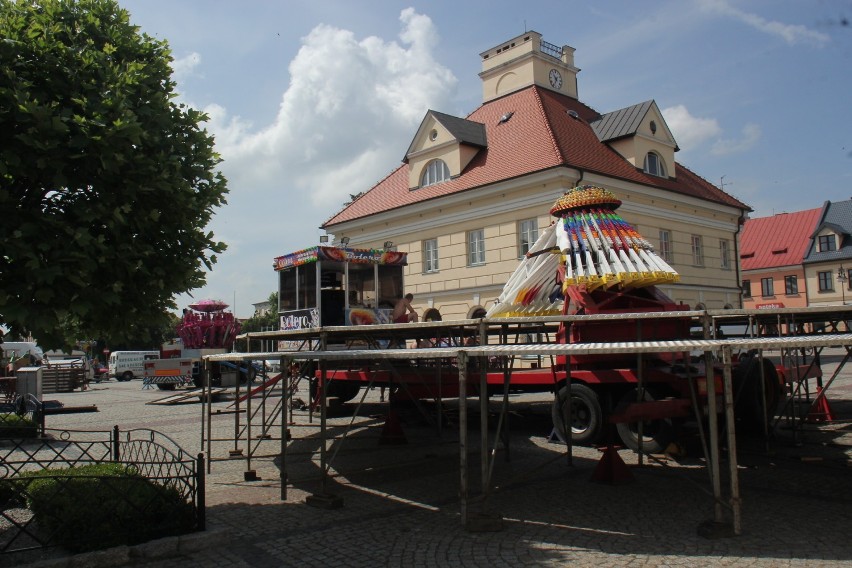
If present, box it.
[838,265,848,305]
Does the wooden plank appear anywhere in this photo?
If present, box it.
[147,387,228,405]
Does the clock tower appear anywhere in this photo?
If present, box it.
[479,31,579,103]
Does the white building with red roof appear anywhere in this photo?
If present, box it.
[321,32,750,319]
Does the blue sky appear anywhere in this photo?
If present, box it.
[118,0,852,317]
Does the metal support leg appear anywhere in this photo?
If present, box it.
[306,360,342,509]
[281,356,292,501]
[480,357,488,494]
[705,350,723,524]
[722,346,742,535]
[458,352,469,527]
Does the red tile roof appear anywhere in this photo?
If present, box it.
[740,208,822,270]
[323,86,749,228]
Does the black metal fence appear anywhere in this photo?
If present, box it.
[0,394,44,438]
[0,425,204,556]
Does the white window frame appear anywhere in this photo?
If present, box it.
[643,152,666,178]
[423,238,439,273]
[719,239,730,269]
[518,218,538,257]
[691,235,703,266]
[659,230,672,263]
[420,159,450,187]
[468,229,485,266]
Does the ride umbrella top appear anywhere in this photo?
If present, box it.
[551,185,679,292]
[486,185,679,318]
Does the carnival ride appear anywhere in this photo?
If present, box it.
[144,301,244,390]
[269,186,788,452]
[177,300,241,350]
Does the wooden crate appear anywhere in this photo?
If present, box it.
[41,367,86,393]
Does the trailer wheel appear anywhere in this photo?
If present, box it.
[239,365,258,385]
[309,378,361,405]
[551,383,603,445]
[734,354,781,433]
[615,388,673,454]
[157,383,176,391]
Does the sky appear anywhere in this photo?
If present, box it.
[117,0,852,318]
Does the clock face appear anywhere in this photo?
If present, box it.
[549,69,562,89]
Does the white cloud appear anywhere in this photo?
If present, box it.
[698,0,830,46]
[712,123,761,155]
[662,105,721,152]
[208,8,457,207]
[663,105,760,157]
[172,51,201,79]
[176,9,458,314]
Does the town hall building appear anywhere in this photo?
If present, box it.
[321,32,749,320]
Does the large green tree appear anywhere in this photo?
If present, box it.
[0,0,228,348]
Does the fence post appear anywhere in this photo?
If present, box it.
[37,398,46,436]
[196,452,206,531]
[113,425,120,461]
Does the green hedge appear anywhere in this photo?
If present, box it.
[0,413,38,438]
[8,462,195,552]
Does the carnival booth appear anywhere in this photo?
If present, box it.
[273,245,408,332]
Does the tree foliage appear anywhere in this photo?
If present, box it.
[241,292,278,334]
[236,292,277,353]
[0,0,228,348]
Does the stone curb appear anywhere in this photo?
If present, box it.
[25,529,229,568]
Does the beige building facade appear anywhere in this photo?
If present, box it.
[322,32,748,321]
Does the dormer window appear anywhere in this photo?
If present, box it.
[421,159,450,187]
[643,152,666,178]
[818,234,836,252]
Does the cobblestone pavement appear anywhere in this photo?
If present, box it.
[7,349,852,567]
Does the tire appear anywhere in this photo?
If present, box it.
[157,383,176,391]
[551,383,603,446]
[615,388,674,453]
[239,365,258,385]
[734,354,781,433]
[121,371,133,382]
[309,378,361,405]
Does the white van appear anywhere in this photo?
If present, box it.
[1,341,45,364]
[108,351,160,381]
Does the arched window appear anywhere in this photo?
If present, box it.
[423,308,442,322]
[467,306,487,319]
[420,159,450,187]
[643,152,666,178]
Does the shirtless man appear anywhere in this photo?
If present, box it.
[392,293,418,323]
